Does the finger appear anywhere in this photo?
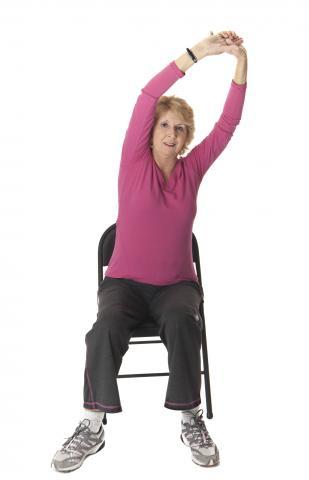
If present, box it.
[230,35,243,43]
[227,31,241,41]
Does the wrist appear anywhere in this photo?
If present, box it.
[191,40,209,61]
[235,48,247,61]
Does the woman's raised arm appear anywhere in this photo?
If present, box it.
[181,31,248,181]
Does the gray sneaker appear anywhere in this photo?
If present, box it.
[51,418,105,472]
[180,409,220,467]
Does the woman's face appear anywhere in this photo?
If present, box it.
[151,109,188,159]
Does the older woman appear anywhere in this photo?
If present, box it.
[51,31,247,472]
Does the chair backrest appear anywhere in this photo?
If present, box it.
[98,223,204,296]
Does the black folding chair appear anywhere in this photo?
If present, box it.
[98,223,214,424]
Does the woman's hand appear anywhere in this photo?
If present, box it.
[201,31,246,59]
[175,30,247,73]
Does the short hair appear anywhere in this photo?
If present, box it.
[149,95,195,157]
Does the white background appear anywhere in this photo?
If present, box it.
[1,0,309,478]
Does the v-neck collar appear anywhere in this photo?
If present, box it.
[154,158,182,192]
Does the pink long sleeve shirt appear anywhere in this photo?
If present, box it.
[105,60,247,286]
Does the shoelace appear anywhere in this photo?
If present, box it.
[60,419,91,452]
[188,409,215,448]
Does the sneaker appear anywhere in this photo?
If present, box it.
[180,409,220,467]
[51,418,105,472]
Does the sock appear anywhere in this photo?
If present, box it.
[82,408,105,433]
[181,404,202,424]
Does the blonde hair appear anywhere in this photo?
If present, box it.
[149,95,195,157]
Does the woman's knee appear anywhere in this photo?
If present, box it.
[161,307,199,329]
[85,310,130,341]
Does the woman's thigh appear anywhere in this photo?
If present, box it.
[87,276,149,336]
[148,280,203,329]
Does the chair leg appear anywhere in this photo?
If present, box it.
[200,307,213,419]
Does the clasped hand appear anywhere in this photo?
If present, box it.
[203,31,246,58]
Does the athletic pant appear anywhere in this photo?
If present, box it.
[83,275,204,413]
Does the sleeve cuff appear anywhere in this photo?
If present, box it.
[232,79,247,88]
[170,60,186,77]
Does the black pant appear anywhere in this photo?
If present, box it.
[83,276,204,413]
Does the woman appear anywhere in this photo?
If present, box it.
[51,30,247,472]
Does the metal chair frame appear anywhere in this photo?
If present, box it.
[98,223,214,421]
